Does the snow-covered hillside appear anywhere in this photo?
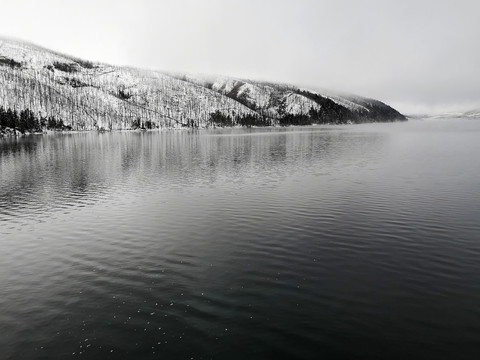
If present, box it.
[464,109,480,118]
[0,38,405,131]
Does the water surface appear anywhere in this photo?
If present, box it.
[1,119,480,359]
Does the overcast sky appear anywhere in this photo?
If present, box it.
[1,0,479,114]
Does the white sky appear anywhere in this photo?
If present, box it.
[1,0,479,114]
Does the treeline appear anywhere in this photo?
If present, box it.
[0,57,22,69]
[298,90,406,123]
[209,111,272,127]
[277,110,350,126]
[130,118,156,130]
[0,106,70,134]
[296,91,356,124]
[208,108,351,127]
[278,113,313,126]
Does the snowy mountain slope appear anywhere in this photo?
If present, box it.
[181,74,405,124]
[464,109,480,118]
[426,109,480,119]
[304,90,370,113]
[0,38,405,131]
[193,76,323,117]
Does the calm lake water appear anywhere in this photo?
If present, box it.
[1,119,480,359]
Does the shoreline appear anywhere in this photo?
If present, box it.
[0,119,409,139]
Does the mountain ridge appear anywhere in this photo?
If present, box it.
[0,38,406,133]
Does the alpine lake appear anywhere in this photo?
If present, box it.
[1,118,479,359]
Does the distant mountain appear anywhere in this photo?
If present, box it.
[463,109,480,118]
[0,38,406,132]
[422,109,480,119]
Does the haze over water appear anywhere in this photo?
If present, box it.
[1,118,480,359]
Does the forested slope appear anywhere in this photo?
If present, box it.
[0,38,405,134]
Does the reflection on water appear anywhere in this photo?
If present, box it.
[1,121,480,359]
[0,128,383,224]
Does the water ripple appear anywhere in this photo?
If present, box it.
[1,121,480,359]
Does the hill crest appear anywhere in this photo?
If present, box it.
[0,38,406,132]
